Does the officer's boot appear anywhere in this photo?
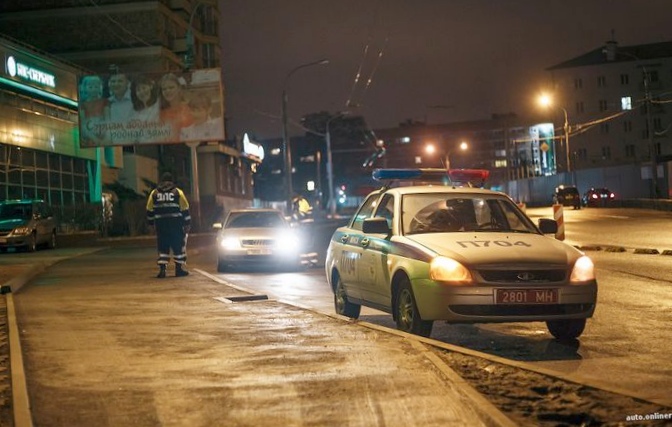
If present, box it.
[175,263,189,277]
[156,264,166,278]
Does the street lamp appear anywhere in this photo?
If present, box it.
[445,141,468,170]
[538,94,571,174]
[325,112,347,218]
[282,59,329,214]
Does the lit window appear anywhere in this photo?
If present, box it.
[621,97,632,110]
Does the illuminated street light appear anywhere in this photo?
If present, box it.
[538,94,571,175]
[281,59,329,214]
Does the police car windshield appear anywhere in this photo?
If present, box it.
[402,193,537,235]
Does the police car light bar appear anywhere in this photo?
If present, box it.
[372,168,489,187]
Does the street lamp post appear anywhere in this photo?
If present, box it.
[445,141,468,170]
[325,112,347,218]
[281,59,329,215]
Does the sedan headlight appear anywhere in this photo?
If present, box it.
[429,256,473,283]
[12,227,32,236]
[277,229,301,249]
[569,255,595,283]
[219,237,241,250]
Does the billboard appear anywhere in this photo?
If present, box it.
[77,68,224,147]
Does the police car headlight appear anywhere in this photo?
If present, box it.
[429,256,473,283]
[569,256,595,283]
[12,227,32,236]
[220,237,241,250]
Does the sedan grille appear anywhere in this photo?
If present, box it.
[477,269,566,283]
[241,239,275,247]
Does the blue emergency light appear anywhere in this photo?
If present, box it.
[372,168,489,187]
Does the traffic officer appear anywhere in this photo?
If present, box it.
[146,172,191,278]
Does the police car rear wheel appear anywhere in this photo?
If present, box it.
[395,279,433,337]
[546,319,586,340]
[334,276,360,319]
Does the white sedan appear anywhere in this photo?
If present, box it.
[325,169,597,340]
[214,208,315,272]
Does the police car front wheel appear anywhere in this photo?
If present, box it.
[395,278,433,337]
[546,319,586,340]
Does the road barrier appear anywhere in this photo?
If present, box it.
[553,204,564,240]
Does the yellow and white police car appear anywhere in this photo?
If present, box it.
[325,169,597,339]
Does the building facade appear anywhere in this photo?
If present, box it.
[0,0,257,230]
[546,39,672,197]
[0,36,101,221]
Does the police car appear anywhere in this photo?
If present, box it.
[325,169,597,339]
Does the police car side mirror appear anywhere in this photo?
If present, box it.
[363,217,390,234]
[538,218,558,234]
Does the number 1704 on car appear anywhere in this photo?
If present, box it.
[496,289,558,304]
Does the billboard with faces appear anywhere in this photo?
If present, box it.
[77,68,224,147]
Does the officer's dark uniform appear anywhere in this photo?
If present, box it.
[146,173,191,278]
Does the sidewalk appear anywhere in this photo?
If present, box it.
[1,243,515,427]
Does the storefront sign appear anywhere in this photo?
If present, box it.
[242,133,264,161]
[6,55,56,88]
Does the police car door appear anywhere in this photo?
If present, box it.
[335,194,380,300]
[358,193,394,306]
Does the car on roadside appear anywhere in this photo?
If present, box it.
[0,199,58,252]
[325,169,598,340]
[583,187,615,207]
[553,185,581,209]
[214,208,315,272]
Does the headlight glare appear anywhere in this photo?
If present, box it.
[570,256,595,282]
[429,256,472,283]
[220,237,240,250]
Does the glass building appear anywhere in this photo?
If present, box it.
[0,35,103,208]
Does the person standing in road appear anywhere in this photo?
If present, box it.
[146,172,191,278]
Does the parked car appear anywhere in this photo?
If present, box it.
[214,208,316,272]
[325,169,597,340]
[583,187,615,207]
[0,199,58,252]
[553,185,581,209]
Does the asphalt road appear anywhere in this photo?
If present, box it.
[217,207,672,407]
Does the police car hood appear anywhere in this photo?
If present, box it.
[405,232,581,265]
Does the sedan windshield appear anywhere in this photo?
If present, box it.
[225,212,286,228]
[0,204,32,220]
[402,193,537,235]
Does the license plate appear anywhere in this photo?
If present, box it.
[248,248,271,255]
[495,289,558,304]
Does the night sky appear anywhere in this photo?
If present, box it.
[219,0,671,139]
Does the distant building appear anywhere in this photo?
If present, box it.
[546,38,672,179]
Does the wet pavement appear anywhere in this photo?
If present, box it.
[0,235,512,427]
